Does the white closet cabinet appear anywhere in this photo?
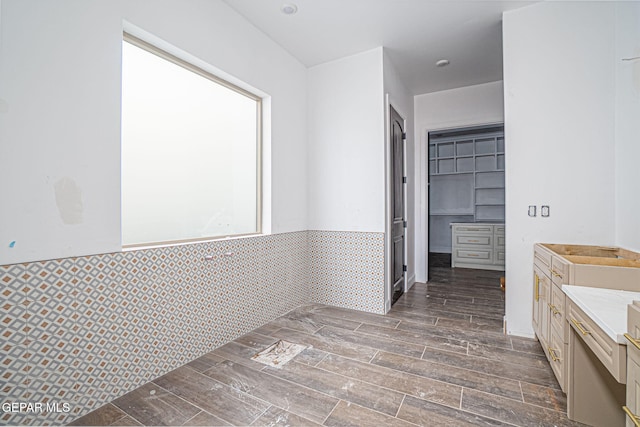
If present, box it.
[451,223,505,270]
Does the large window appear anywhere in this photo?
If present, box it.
[121,34,262,247]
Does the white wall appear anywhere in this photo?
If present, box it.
[307,48,385,232]
[503,2,617,337]
[413,81,505,282]
[615,2,640,252]
[0,0,308,265]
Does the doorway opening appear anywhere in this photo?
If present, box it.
[427,124,505,279]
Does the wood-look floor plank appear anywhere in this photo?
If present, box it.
[371,350,524,401]
[68,403,129,426]
[436,316,503,333]
[355,322,468,354]
[316,353,462,408]
[152,366,269,426]
[395,318,513,350]
[460,388,582,427]
[181,411,230,426]
[314,325,426,359]
[467,342,549,370]
[303,304,401,328]
[263,361,404,416]
[201,359,339,424]
[250,406,322,426]
[397,395,510,426]
[323,400,417,427]
[420,345,559,389]
[111,382,201,426]
[511,336,546,355]
[270,327,378,363]
[520,382,568,413]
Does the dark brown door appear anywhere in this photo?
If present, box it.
[390,106,405,305]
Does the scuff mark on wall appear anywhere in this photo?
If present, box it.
[54,177,83,225]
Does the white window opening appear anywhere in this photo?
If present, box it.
[121,34,262,247]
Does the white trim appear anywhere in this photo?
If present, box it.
[407,274,416,288]
[419,120,505,283]
[384,95,392,313]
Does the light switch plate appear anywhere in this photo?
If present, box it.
[541,205,550,217]
[528,205,537,217]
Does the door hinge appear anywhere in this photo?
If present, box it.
[403,221,407,228]
[403,265,407,272]
[402,176,407,184]
[402,132,407,140]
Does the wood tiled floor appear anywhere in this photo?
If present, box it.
[71,267,583,426]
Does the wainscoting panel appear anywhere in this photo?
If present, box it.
[308,231,385,314]
[1,230,385,425]
[1,232,309,425]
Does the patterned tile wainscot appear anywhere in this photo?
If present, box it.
[0,230,385,425]
[308,231,385,314]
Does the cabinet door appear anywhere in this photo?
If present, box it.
[533,265,550,347]
[549,283,566,339]
[539,274,550,348]
[533,268,541,333]
[548,328,567,392]
[626,349,640,427]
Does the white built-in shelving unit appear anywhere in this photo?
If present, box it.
[428,126,505,254]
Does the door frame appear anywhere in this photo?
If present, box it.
[384,96,408,313]
[422,122,505,279]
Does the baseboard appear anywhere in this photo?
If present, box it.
[407,274,416,288]
[506,328,537,339]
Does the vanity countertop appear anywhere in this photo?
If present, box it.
[562,285,640,344]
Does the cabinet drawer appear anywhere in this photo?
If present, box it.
[495,225,505,235]
[454,249,492,262]
[455,235,492,246]
[568,300,626,383]
[495,235,506,247]
[628,301,640,341]
[550,256,570,287]
[453,225,493,234]
[496,251,505,263]
[548,328,567,392]
[534,244,552,274]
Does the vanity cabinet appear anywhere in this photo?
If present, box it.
[532,243,640,393]
[451,223,505,270]
[565,289,627,426]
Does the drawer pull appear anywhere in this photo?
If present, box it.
[550,269,563,278]
[467,254,479,257]
[547,303,560,316]
[548,347,560,362]
[623,406,640,427]
[624,333,640,352]
[468,239,479,242]
[570,318,591,336]
[534,273,539,302]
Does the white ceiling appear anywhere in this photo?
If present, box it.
[221,0,535,95]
